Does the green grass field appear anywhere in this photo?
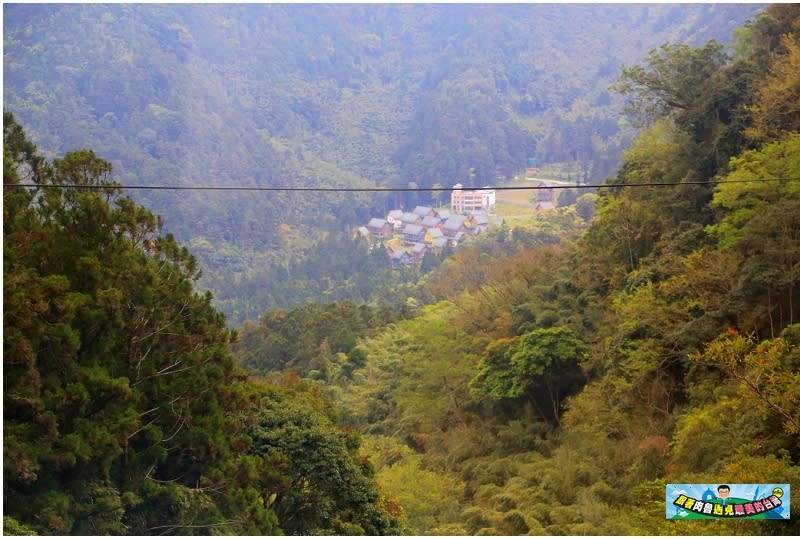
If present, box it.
[490,175,578,228]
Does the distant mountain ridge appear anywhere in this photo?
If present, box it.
[3,3,763,323]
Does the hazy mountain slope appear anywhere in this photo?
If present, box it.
[3,4,762,324]
[232,7,800,533]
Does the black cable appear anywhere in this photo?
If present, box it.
[4,177,800,192]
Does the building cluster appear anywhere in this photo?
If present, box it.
[359,186,495,267]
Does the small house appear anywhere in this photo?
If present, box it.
[431,237,449,252]
[536,182,554,203]
[403,224,426,244]
[367,218,393,238]
[400,212,421,227]
[386,209,404,230]
[390,249,412,268]
[470,212,489,234]
[412,205,435,218]
[425,227,444,245]
[421,215,442,229]
[443,215,468,238]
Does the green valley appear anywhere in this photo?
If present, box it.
[4,3,762,325]
[5,3,800,536]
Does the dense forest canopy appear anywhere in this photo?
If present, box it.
[5,3,800,536]
[234,3,800,535]
[3,3,762,325]
[3,112,402,535]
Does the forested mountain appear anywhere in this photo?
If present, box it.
[3,3,762,325]
[232,4,800,535]
[6,4,800,536]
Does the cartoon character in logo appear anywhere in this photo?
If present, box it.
[710,484,755,508]
[715,485,731,505]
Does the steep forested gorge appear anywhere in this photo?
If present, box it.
[5,3,800,536]
[230,4,800,535]
[3,3,761,325]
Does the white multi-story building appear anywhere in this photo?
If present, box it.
[451,183,496,213]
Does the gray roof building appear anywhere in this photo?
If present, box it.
[413,205,433,217]
[443,215,467,235]
[368,217,388,228]
[426,227,444,239]
[400,212,421,225]
[421,215,441,228]
[403,224,426,243]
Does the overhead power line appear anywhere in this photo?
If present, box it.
[4,177,800,192]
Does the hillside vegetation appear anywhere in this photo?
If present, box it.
[236,5,800,534]
[4,3,799,536]
[3,3,761,324]
[3,113,402,535]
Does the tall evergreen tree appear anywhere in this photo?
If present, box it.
[4,113,400,535]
